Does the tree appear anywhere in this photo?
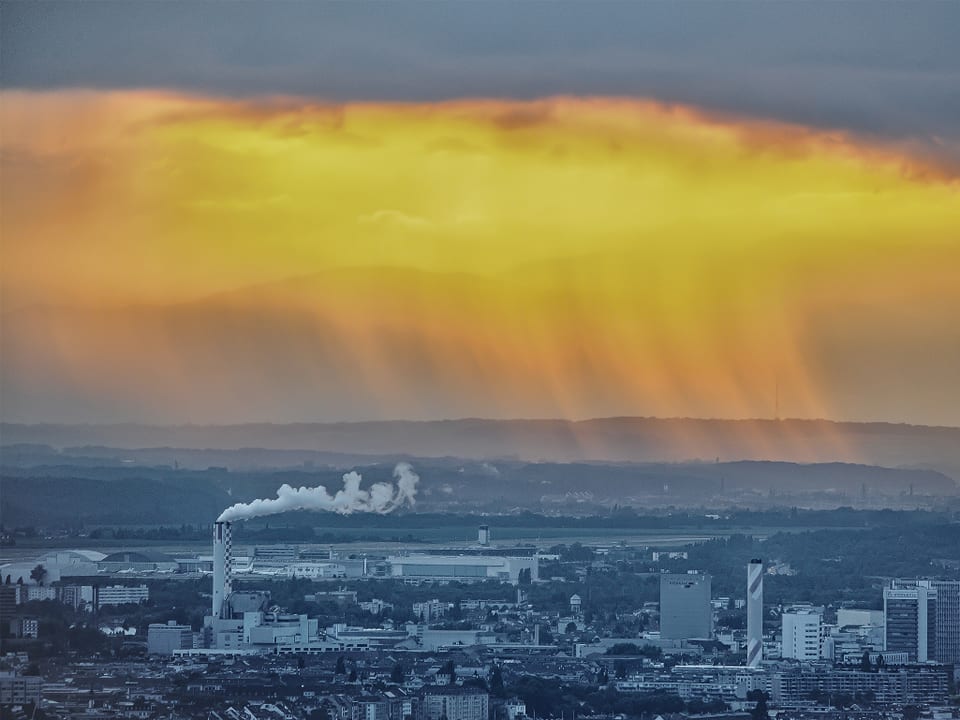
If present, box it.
[747,690,770,720]
[830,692,854,709]
[860,650,871,672]
[335,655,346,675]
[30,564,47,586]
[348,668,357,683]
[391,662,406,684]
[440,660,457,684]
[518,568,532,586]
[4,575,10,585]
[489,664,505,697]
[565,621,578,634]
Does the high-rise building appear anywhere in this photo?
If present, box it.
[892,579,960,664]
[926,581,960,665]
[747,559,764,667]
[884,585,936,662]
[660,573,712,639]
[781,607,823,661]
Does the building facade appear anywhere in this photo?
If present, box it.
[781,608,823,661]
[884,586,936,662]
[915,580,960,665]
[0,674,42,706]
[660,573,712,640]
[147,621,195,655]
[97,584,150,608]
[387,555,538,585]
[420,687,489,720]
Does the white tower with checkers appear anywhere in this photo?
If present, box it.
[212,521,233,619]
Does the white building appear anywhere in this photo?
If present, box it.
[25,586,58,602]
[505,699,527,720]
[281,562,346,579]
[421,686,489,720]
[413,599,448,622]
[147,621,195,655]
[781,607,823,661]
[97,584,149,607]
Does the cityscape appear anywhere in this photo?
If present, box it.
[2,2,959,720]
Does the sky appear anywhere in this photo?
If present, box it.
[1,2,959,426]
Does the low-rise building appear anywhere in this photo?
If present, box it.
[97,584,149,607]
[0,673,42,706]
[147,621,196,655]
[420,686,488,720]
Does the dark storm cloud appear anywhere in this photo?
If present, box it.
[3,1,959,144]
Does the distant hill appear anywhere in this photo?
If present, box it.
[2,457,956,527]
[2,417,959,479]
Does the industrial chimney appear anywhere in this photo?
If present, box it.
[747,558,763,667]
[212,521,233,619]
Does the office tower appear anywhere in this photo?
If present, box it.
[926,581,960,664]
[747,559,763,667]
[781,607,823,661]
[660,573,712,639]
[884,585,936,662]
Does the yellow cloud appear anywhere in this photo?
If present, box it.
[1,91,958,425]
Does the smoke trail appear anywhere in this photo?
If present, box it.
[217,462,419,523]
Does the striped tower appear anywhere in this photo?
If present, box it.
[746,559,763,667]
[212,521,233,619]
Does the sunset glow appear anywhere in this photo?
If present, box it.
[2,91,958,425]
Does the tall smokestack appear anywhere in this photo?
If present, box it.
[212,521,232,619]
[747,558,763,667]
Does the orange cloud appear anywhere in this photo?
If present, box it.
[1,91,958,427]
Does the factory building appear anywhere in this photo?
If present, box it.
[386,554,538,584]
[98,551,178,574]
[147,621,196,654]
[0,550,105,585]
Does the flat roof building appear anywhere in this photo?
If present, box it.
[660,573,712,640]
[884,585,936,662]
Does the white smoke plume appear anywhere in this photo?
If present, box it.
[217,462,419,523]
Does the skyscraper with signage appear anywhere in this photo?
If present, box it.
[660,573,712,639]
